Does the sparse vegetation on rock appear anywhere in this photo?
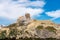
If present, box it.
[0,13,60,39]
[0,30,6,39]
[36,25,43,30]
[45,26,57,33]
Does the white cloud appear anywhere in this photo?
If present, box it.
[0,0,45,20]
[18,0,28,2]
[29,1,45,7]
[15,0,45,7]
[46,10,60,20]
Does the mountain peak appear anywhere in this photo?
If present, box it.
[0,13,60,39]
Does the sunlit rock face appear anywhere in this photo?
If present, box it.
[56,24,60,39]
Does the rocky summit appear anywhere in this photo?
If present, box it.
[0,13,60,39]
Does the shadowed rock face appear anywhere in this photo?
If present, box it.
[25,13,31,20]
[36,29,56,38]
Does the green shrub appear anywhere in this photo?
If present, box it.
[0,30,6,39]
[9,29,17,37]
[36,25,43,30]
[45,26,57,33]
[7,23,17,27]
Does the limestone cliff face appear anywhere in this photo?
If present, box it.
[0,13,60,39]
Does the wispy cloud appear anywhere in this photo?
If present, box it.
[45,10,60,20]
[0,0,45,20]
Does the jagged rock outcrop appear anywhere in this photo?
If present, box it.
[16,13,31,26]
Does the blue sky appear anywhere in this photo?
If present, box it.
[0,0,60,25]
